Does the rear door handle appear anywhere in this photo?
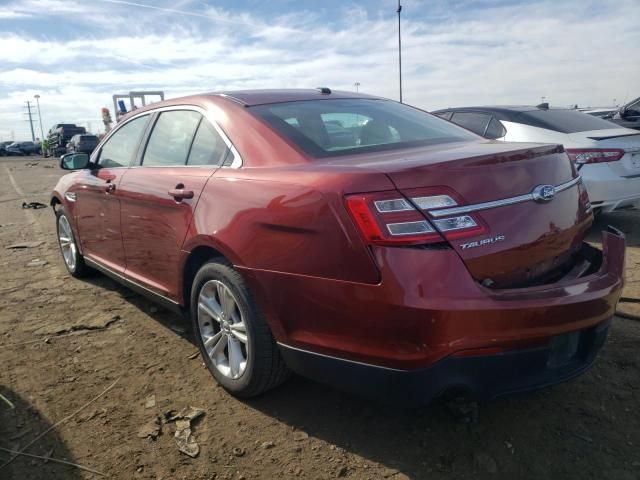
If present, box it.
[168,187,194,200]
[105,183,116,193]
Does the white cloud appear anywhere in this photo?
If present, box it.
[0,0,638,140]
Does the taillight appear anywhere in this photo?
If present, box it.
[345,190,486,246]
[345,192,442,245]
[566,148,625,165]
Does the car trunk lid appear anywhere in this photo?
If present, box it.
[338,141,593,288]
[570,129,640,176]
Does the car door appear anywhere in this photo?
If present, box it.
[118,108,230,299]
[74,114,150,272]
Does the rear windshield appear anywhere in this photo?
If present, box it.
[250,99,479,158]
[516,109,619,133]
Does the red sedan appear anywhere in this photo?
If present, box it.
[51,89,625,404]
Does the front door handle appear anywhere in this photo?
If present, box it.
[168,187,194,200]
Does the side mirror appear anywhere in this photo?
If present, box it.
[60,152,90,170]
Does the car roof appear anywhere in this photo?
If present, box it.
[116,88,385,123]
[432,105,578,122]
[210,89,381,106]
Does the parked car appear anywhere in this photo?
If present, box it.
[66,134,99,154]
[46,123,87,156]
[0,140,14,156]
[433,105,640,214]
[51,90,624,405]
[581,97,640,131]
[5,141,39,156]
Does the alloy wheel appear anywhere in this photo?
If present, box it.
[197,280,249,379]
[57,214,77,271]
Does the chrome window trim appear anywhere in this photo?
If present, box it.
[429,176,582,218]
[92,104,243,169]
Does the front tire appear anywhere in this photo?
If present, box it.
[190,259,290,397]
[55,207,88,278]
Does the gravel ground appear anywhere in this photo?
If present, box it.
[1,156,639,480]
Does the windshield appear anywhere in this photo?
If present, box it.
[516,109,620,133]
[250,99,479,158]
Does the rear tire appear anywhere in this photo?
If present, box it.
[190,258,290,397]
[55,207,88,278]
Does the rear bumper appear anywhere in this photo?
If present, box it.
[279,318,611,406]
[242,227,625,402]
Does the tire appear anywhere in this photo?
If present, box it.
[190,258,290,397]
[55,207,88,278]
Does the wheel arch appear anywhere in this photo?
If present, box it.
[179,237,286,342]
[50,193,62,209]
[181,244,229,310]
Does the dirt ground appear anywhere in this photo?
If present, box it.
[1,155,639,480]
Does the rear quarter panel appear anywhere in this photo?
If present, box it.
[183,166,387,283]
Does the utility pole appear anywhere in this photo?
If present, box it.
[24,101,36,141]
[397,0,403,103]
[34,95,45,141]
[354,82,361,93]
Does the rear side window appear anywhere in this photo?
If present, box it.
[484,117,506,139]
[187,120,229,166]
[143,111,201,167]
[433,111,452,120]
[99,115,149,168]
[450,112,491,136]
[516,109,619,133]
[250,99,478,158]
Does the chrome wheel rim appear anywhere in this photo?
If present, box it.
[58,215,77,271]
[197,280,248,379]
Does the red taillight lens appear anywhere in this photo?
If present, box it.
[345,189,487,246]
[345,192,443,245]
[566,148,625,165]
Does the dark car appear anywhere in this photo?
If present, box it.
[6,141,39,156]
[66,134,99,154]
[47,123,87,156]
[582,97,640,131]
[0,140,14,156]
[610,97,640,131]
[51,89,624,405]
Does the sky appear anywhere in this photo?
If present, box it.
[0,0,638,141]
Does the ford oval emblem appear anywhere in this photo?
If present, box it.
[532,184,555,203]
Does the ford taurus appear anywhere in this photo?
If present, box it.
[51,89,625,404]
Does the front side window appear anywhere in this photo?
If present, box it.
[187,119,229,166]
[250,99,478,158]
[143,111,201,167]
[99,115,149,168]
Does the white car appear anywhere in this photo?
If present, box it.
[433,105,640,213]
